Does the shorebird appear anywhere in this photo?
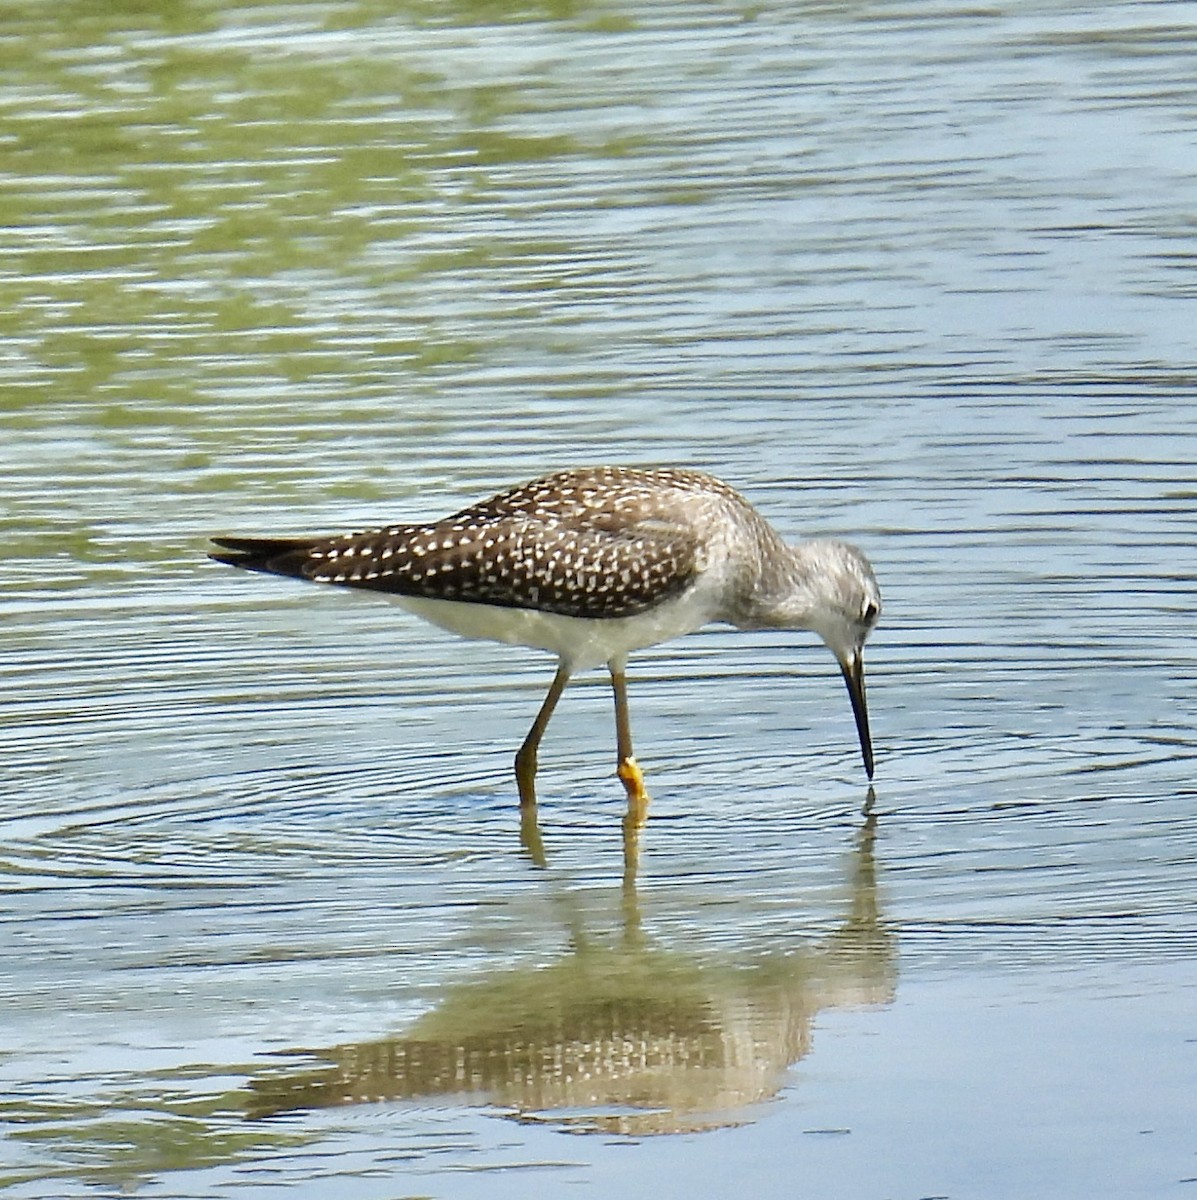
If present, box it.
[209,466,881,816]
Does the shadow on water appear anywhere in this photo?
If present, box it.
[245,796,892,1136]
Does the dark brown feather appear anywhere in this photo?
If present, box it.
[208,468,734,619]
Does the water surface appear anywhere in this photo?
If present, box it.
[2,1,1195,1196]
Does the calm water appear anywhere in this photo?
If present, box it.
[2,1,1195,1196]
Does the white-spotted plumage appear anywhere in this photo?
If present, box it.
[210,466,882,811]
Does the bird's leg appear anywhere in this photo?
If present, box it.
[515,663,571,810]
[610,662,650,826]
[519,805,548,868]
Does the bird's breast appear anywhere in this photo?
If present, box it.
[388,576,723,672]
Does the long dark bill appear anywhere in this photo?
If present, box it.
[839,651,874,780]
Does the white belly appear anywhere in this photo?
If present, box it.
[388,580,723,672]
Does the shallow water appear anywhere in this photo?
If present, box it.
[2,1,1196,1196]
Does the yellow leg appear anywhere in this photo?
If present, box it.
[519,804,548,868]
[514,663,570,810]
[611,662,650,826]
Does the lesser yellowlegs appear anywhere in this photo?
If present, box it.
[210,466,881,814]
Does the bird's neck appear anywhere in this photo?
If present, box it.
[721,525,819,632]
[729,535,834,633]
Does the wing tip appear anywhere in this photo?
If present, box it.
[207,535,315,575]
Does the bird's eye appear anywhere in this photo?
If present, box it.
[862,600,879,625]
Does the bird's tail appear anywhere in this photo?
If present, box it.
[208,535,320,581]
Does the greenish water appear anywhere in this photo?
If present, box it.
[2,1,1195,1197]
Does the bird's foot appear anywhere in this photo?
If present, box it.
[617,757,650,827]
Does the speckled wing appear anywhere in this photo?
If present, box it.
[208,467,749,618]
[210,508,703,620]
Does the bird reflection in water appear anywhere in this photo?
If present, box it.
[247,794,892,1135]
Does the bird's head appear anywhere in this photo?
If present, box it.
[782,540,881,778]
[799,540,880,659]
